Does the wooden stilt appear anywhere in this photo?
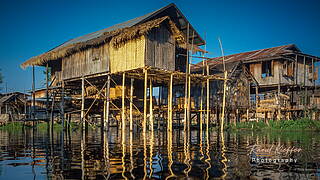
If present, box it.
[200,82,203,130]
[149,79,153,131]
[122,73,126,130]
[103,86,107,129]
[255,86,259,121]
[206,64,210,128]
[221,71,227,132]
[32,65,35,124]
[81,77,85,130]
[61,81,65,130]
[143,68,148,134]
[168,73,173,132]
[184,23,190,126]
[46,63,49,120]
[106,75,110,131]
[130,78,134,132]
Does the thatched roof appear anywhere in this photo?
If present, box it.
[21,16,201,68]
[21,3,205,69]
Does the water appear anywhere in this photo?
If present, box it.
[0,126,320,179]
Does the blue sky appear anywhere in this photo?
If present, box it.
[0,0,319,92]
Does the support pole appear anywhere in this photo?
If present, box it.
[32,65,35,123]
[122,73,126,131]
[81,77,85,130]
[46,63,49,120]
[143,68,148,134]
[168,73,173,131]
[61,81,65,129]
[106,75,110,130]
[149,79,153,131]
[184,23,190,126]
[206,64,210,128]
[221,71,227,133]
[130,78,134,132]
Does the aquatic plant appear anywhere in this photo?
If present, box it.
[227,118,320,131]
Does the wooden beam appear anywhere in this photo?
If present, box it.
[130,78,134,132]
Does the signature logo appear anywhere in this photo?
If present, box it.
[249,144,302,164]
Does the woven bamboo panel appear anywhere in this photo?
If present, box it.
[109,36,146,73]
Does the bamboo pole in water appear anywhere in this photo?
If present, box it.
[122,73,126,130]
[184,23,190,126]
[168,74,173,131]
[206,64,210,128]
[130,78,134,132]
[149,79,153,130]
[81,77,85,130]
[149,81,154,177]
[143,68,148,134]
[46,63,49,120]
[106,75,110,131]
[32,65,35,124]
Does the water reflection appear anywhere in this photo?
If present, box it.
[0,125,320,179]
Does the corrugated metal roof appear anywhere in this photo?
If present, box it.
[191,44,300,72]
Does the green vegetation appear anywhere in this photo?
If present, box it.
[227,118,320,131]
[0,122,25,131]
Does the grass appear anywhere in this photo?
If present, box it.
[0,122,26,131]
[227,118,320,131]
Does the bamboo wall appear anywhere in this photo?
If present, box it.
[53,25,177,80]
[109,36,146,73]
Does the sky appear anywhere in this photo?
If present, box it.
[0,0,320,93]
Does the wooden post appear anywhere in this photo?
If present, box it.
[255,86,259,121]
[81,77,85,130]
[122,73,126,130]
[184,23,190,125]
[221,71,227,133]
[295,54,298,85]
[143,69,148,134]
[106,75,110,130]
[103,86,107,129]
[51,94,55,131]
[32,65,35,123]
[130,78,134,131]
[61,81,65,130]
[168,73,173,131]
[206,64,210,127]
[149,79,153,131]
[200,82,203,130]
[278,65,281,120]
[46,63,49,120]
[312,58,315,107]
